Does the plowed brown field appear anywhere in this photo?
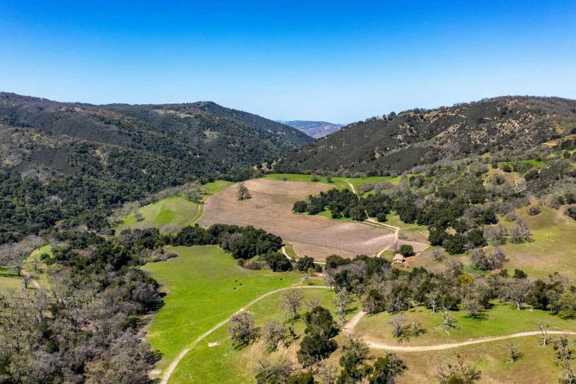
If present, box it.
[199,179,396,260]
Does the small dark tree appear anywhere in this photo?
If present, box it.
[297,335,338,368]
[296,256,316,272]
[338,338,370,383]
[293,201,308,213]
[399,244,415,257]
[297,306,339,367]
[238,183,252,201]
[367,353,406,384]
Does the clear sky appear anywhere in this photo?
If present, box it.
[1,1,575,123]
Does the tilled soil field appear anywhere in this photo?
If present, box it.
[199,179,396,260]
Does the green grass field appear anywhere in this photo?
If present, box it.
[388,336,571,384]
[171,288,344,384]
[118,180,233,233]
[263,173,400,193]
[283,243,298,259]
[496,206,576,279]
[118,196,202,233]
[22,244,53,289]
[143,245,305,375]
[354,303,576,345]
[201,180,234,195]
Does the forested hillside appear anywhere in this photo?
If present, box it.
[279,96,576,175]
[0,92,311,247]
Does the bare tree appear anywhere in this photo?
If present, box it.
[538,322,551,346]
[281,289,304,321]
[436,355,481,384]
[503,278,531,310]
[229,312,258,349]
[334,290,351,325]
[262,321,287,352]
[554,337,575,369]
[390,313,406,339]
[442,310,458,334]
[462,294,484,318]
[510,219,531,243]
[254,358,293,384]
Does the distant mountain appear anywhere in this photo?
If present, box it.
[283,120,343,138]
[278,96,576,175]
[0,92,312,243]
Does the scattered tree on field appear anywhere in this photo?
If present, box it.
[297,306,339,367]
[390,313,406,339]
[510,219,531,243]
[436,355,481,384]
[335,290,351,325]
[442,310,458,334]
[538,322,551,346]
[554,337,575,369]
[263,321,288,352]
[508,343,522,362]
[338,337,370,382]
[398,244,414,257]
[282,290,304,321]
[367,353,406,384]
[229,312,258,349]
[255,359,293,384]
[238,183,252,201]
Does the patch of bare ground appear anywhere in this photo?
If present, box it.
[200,179,396,260]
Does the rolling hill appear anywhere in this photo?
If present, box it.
[283,120,343,138]
[0,92,312,245]
[278,96,576,175]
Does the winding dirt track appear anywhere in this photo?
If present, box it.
[160,285,331,384]
[342,310,576,353]
[363,331,576,352]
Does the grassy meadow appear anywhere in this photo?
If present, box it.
[263,173,400,192]
[143,245,305,374]
[496,206,576,280]
[389,336,573,384]
[118,180,232,233]
[170,287,344,384]
[354,303,576,346]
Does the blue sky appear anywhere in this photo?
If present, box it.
[0,1,575,123]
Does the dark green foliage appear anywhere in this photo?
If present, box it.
[466,228,487,248]
[263,252,293,272]
[170,224,283,261]
[279,96,576,175]
[367,354,407,384]
[292,200,308,213]
[297,336,338,368]
[295,256,316,272]
[567,207,576,221]
[443,234,467,255]
[288,372,316,384]
[338,338,370,383]
[399,244,415,257]
[303,306,339,339]
[297,306,339,367]
[325,255,352,270]
[0,92,312,245]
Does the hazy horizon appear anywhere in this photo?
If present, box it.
[1,0,575,123]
